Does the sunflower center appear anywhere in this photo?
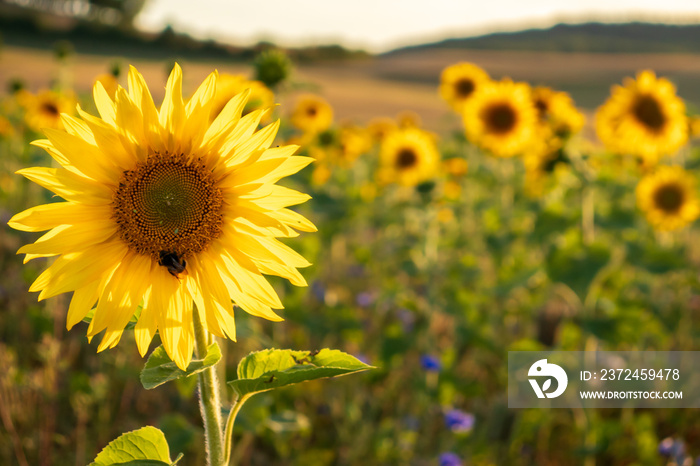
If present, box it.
[535,98,549,119]
[485,103,517,134]
[633,95,665,131]
[396,148,418,169]
[455,78,475,98]
[113,153,224,261]
[318,130,336,147]
[41,102,60,117]
[654,183,685,213]
[306,106,318,117]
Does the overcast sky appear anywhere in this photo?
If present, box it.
[135,0,700,52]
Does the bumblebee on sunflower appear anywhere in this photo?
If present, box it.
[10,65,315,370]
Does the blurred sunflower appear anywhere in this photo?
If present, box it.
[291,95,333,133]
[439,62,490,112]
[210,74,274,120]
[379,128,439,186]
[0,116,15,139]
[338,125,372,166]
[636,165,699,231]
[397,110,422,129]
[596,70,687,164]
[523,133,567,197]
[367,116,397,142]
[442,157,469,177]
[531,86,585,136]
[463,79,537,158]
[19,89,75,131]
[688,115,700,139]
[9,64,315,370]
[307,128,340,164]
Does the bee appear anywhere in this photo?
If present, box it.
[159,251,186,278]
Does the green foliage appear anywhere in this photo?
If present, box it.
[546,242,611,300]
[140,343,221,390]
[229,349,373,398]
[254,49,292,89]
[90,426,182,466]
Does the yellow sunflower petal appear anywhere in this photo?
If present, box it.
[9,202,110,232]
[93,81,117,126]
[159,63,186,152]
[16,167,112,203]
[33,241,128,300]
[66,281,100,330]
[134,287,157,357]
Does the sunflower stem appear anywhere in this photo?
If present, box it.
[193,306,225,466]
[223,393,251,465]
[582,184,595,245]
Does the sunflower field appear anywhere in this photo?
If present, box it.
[2,47,700,466]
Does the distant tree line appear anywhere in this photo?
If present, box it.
[384,22,700,55]
[0,0,370,62]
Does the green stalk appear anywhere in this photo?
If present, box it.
[193,306,225,466]
[223,393,251,465]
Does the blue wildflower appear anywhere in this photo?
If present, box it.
[444,409,475,433]
[439,452,462,466]
[420,354,441,372]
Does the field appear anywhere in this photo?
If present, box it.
[5,45,700,128]
[3,41,700,466]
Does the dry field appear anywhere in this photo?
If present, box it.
[3,45,700,132]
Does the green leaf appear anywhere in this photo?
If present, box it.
[228,349,373,398]
[90,426,176,466]
[626,240,688,274]
[546,242,610,300]
[140,342,221,390]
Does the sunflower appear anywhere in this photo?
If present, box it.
[0,116,14,139]
[19,89,75,132]
[291,95,333,134]
[396,110,422,129]
[523,131,567,197]
[9,64,315,370]
[531,86,585,137]
[439,62,490,113]
[210,73,274,121]
[596,70,688,164]
[636,165,699,231]
[379,128,439,186]
[689,115,700,139]
[338,125,372,166]
[367,117,397,142]
[442,157,469,177]
[463,79,538,158]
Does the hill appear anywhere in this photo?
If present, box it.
[384,22,700,55]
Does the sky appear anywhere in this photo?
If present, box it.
[135,0,700,53]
